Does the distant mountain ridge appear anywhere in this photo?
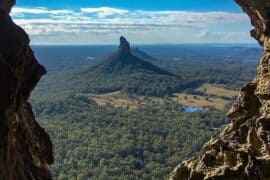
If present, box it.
[67,36,184,96]
[131,47,156,62]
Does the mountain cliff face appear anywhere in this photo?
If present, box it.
[0,5,53,180]
[170,1,270,179]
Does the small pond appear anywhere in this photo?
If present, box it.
[176,105,204,113]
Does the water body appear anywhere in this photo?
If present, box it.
[184,106,204,113]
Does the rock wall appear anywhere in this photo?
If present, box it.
[0,0,15,13]
[170,1,270,179]
[0,4,53,180]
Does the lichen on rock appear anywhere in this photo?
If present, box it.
[0,2,53,180]
[170,1,270,179]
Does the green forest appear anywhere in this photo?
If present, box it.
[34,96,227,179]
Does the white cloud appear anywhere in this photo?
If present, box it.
[10,7,252,44]
[198,31,251,42]
[12,7,74,15]
[12,7,48,14]
[81,7,129,17]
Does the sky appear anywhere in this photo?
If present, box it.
[11,0,255,45]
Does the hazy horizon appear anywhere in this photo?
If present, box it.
[30,42,260,47]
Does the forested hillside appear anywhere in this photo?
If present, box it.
[29,43,260,179]
[35,96,227,179]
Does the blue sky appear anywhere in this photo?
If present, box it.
[16,0,242,12]
[11,0,254,44]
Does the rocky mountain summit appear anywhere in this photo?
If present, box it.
[119,36,131,55]
[170,0,270,179]
[0,3,53,180]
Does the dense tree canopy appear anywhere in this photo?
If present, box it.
[34,96,227,179]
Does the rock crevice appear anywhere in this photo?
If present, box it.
[170,0,270,179]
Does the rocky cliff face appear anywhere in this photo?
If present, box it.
[0,5,53,180]
[119,36,131,55]
[170,1,270,179]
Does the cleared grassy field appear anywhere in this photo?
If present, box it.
[88,85,234,110]
[196,83,238,98]
[172,93,230,110]
[89,91,168,111]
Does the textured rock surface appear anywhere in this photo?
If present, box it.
[170,0,270,179]
[0,5,53,180]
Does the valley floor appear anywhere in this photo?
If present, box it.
[86,83,238,111]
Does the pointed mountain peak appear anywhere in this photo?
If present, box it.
[119,36,131,55]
